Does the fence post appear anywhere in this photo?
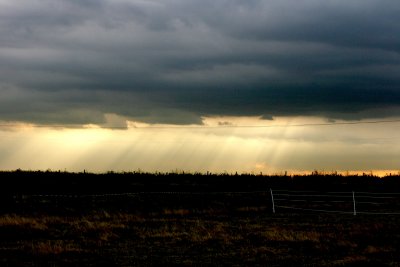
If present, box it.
[270,189,275,214]
[352,191,356,216]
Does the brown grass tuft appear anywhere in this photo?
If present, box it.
[31,240,83,255]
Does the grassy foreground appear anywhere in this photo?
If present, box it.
[0,170,399,266]
[0,211,400,266]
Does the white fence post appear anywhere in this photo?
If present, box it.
[352,191,356,216]
[270,189,275,214]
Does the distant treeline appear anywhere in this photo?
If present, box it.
[0,169,399,194]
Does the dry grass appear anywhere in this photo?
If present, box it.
[30,240,83,255]
[163,208,191,216]
[0,214,50,230]
[263,228,323,242]
[330,255,369,266]
[0,211,399,266]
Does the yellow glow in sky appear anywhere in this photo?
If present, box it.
[0,116,399,175]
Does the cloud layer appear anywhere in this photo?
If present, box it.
[1,119,399,173]
[1,0,400,124]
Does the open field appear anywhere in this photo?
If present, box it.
[2,211,400,266]
[0,171,400,266]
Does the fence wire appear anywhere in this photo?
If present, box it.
[272,190,400,215]
[8,189,400,215]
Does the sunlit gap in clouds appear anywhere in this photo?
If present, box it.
[0,116,399,175]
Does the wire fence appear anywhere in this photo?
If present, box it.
[7,189,400,215]
[272,190,400,215]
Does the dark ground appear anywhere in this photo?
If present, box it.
[0,170,399,266]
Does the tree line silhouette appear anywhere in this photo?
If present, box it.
[0,169,398,194]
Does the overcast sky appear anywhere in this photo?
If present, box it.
[1,1,400,173]
[1,0,400,125]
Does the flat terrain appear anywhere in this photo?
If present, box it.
[2,211,400,266]
[0,171,399,266]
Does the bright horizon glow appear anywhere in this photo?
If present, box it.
[0,116,399,176]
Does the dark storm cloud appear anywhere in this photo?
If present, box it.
[1,0,400,125]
